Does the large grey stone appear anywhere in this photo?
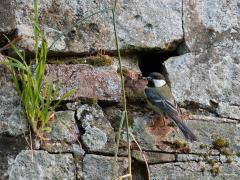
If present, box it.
[165,51,240,108]
[77,104,115,153]
[0,0,183,53]
[0,54,28,136]
[183,0,239,52]
[150,162,240,180]
[83,154,128,180]
[128,104,240,154]
[9,150,76,180]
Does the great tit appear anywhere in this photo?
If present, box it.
[144,72,197,141]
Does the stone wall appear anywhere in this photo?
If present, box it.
[0,0,240,179]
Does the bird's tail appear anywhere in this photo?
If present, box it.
[169,115,197,142]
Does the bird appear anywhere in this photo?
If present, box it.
[144,72,197,141]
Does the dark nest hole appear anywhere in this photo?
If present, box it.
[138,49,179,77]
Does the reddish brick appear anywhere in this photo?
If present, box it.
[44,64,121,102]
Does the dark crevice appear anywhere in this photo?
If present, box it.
[137,49,179,78]
[85,152,127,157]
[132,160,149,180]
[0,29,18,55]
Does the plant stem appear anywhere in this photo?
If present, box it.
[112,0,132,179]
[33,0,39,64]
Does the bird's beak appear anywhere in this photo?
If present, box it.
[146,76,152,81]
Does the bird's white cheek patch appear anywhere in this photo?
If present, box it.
[153,79,166,87]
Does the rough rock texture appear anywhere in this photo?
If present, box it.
[9,150,76,180]
[0,0,183,53]
[1,0,240,179]
[40,111,80,152]
[77,104,115,153]
[0,54,28,136]
[216,103,240,120]
[150,162,240,180]
[126,105,240,154]
[165,0,240,108]
[165,52,240,107]
[45,64,121,102]
[183,0,239,52]
[83,154,128,180]
[44,111,79,143]
[0,136,28,179]
[132,150,175,164]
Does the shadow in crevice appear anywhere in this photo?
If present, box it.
[138,49,179,78]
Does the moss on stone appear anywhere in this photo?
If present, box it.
[212,138,229,150]
[236,150,240,157]
[203,153,209,160]
[171,139,191,153]
[49,54,113,67]
[222,148,232,157]
[211,165,220,175]
[226,157,233,164]
[172,140,187,149]
[199,144,207,149]
[207,159,216,166]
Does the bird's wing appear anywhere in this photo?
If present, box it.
[144,88,178,117]
[145,88,197,141]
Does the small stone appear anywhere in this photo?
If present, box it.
[41,111,79,152]
[6,106,28,136]
[44,111,79,143]
[77,104,115,153]
[82,126,107,150]
[9,150,76,180]
[132,150,175,164]
[83,154,128,180]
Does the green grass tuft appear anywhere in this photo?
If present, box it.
[1,0,76,140]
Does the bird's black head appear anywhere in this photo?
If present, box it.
[147,72,166,87]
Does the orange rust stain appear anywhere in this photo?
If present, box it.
[146,116,175,150]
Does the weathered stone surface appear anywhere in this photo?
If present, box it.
[0,0,183,53]
[166,117,240,154]
[165,51,240,107]
[167,0,240,109]
[150,162,240,180]
[127,105,240,154]
[9,150,76,180]
[216,103,240,120]
[183,0,240,52]
[0,54,28,136]
[77,104,115,153]
[41,111,79,152]
[83,154,128,180]
[125,73,148,103]
[177,154,218,162]
[132,150,175,164]
[44,111,79,143]
[45,64,121,102]
[0,136,28,179]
